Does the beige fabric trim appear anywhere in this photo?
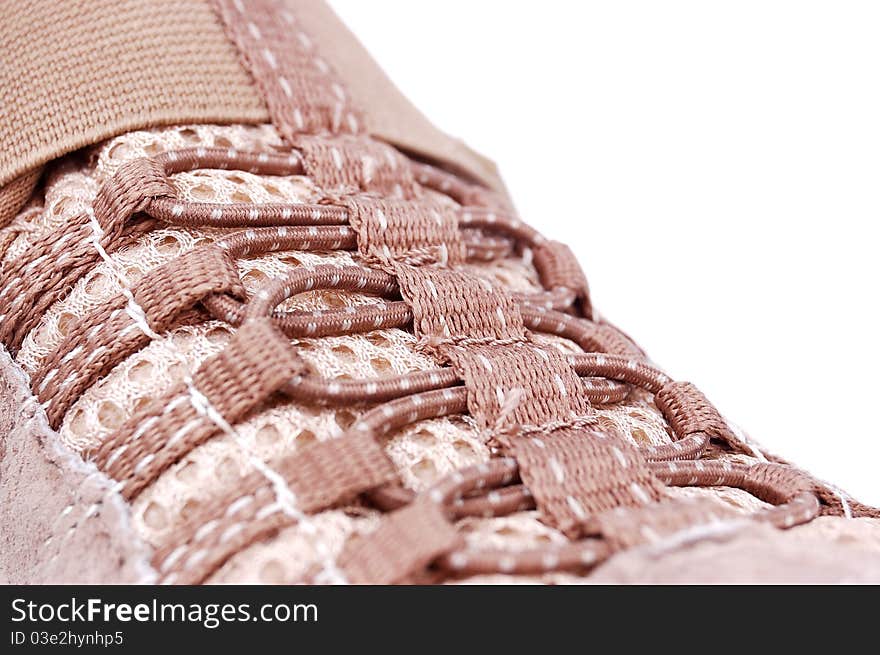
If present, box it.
[0,345,156,584]
[0,0,269,187]
[1,0,505,197]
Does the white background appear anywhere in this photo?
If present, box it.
[329,1,880,505]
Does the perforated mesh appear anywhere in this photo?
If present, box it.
[5,122,762,583]
[3,165,95,263]
[210,510,381,585]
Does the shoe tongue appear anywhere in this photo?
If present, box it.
[1,0,504,220]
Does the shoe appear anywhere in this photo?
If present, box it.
[1,0,878,584]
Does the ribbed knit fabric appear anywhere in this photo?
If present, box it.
[0,0,269,188]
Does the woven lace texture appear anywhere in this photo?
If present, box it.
[1,124,785,583]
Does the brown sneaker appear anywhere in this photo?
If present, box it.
[2,0,878,585]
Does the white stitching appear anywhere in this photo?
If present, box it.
[84,202,348,583]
